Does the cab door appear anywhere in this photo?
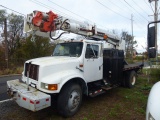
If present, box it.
[84,43,103,82]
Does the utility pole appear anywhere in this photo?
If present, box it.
[154,0,158,62]
[148,0,159,61]
[4,18,8,68]
[131,14,134,61]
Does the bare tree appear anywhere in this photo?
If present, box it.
[0,9,7,42]
[121,31,137,58]
[6,13,24,57]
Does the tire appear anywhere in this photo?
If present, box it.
[125,71,136,88]
[57,83,82,117]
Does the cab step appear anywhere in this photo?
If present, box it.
[89,89,106,97]
[101,84,119,91]
[101,86,112,90]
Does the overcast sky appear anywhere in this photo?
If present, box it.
[0,0,160,53]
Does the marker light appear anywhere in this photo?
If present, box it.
[48,84,58,90]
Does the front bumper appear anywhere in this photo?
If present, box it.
[7,79,51,112]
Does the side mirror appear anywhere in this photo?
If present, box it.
[148,26,155,48]
[147,26,156,58]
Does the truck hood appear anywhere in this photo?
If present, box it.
[26,56,80,67]
[23,56,82,86]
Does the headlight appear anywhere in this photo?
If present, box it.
[148,112,155,120]
[42,83,58,90]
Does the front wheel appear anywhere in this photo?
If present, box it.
[57,83,82,117]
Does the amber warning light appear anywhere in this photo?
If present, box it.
[103,34,108,40]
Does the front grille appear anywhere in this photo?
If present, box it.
[24,63,39,81]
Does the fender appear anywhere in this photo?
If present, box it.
[39,69,87,94]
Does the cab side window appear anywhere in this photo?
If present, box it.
[85,44,99,59]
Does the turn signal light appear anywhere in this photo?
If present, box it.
[48,84,58,90]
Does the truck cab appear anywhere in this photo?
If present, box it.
[21,40,103,94]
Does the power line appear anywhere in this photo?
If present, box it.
[144,0,154,12]
[107,0,129,14]
[150,3,155,13]
[106,0,147,36]
[48,0,142,35]
[97,0,147,29]
[0,5,25,16]
[134,21,147,33]
[119,0,148,24]
[48,0,84,20]
[104,0,146,29]
[27,0,147,38]
[30,0,96,25]
[95,0,131,20]
[47,0,94,23]
[47,0,114,30]
[95,0,133,33]
[29,0,110,30]
[95,0,133,32]
[123,0,149,22]
[29,0,64,14]
[32,0,145,34]
[131,0,149,16]
[30,0,148,34]
[109,0,148,28]
[29,0,70,17]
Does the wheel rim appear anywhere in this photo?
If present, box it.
[131,76,136,85]
[68,90,80,112]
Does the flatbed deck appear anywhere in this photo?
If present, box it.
[123,62,144,71]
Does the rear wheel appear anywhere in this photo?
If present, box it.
[125,71,136,88]
[57,83,82,117]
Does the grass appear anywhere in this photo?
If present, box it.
[45,69,159,120]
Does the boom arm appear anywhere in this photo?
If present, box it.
[24,10,122,46]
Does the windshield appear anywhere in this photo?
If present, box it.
[53,42,83,57]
